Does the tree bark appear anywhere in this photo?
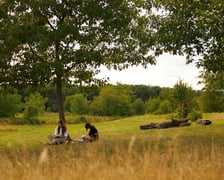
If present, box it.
[55,39,65,123]
[56,80,65,123]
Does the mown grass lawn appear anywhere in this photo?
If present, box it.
[0,113,224,150]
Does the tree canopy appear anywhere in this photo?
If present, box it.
[1,0,223,122]
[153,0,224,73]
[0,0,155,122]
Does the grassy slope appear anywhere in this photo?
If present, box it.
[0,113,224,180]
[0,113,223,150]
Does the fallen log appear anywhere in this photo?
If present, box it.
[172,118,189,126]
[140,118,191,130]
[140,122,159,130]
[196,119,212,125]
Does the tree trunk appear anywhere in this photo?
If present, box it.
[56,81,65,123]
[55,40,65,123]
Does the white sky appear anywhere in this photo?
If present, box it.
[96,54,204,90]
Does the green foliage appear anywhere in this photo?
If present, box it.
[1,0,156,122]
[159,88,174,101]
[133,98,145,115]
[200,90,224,113]
[132,85,161,102]
[1,0,224,121]
[153,0,224,74]
[200,72,224,112]
[187,110,203,121]
[173,80,192,103]
[24,93,47,119]
[145,81,200,116]
[156,100,173,114]
[158,88,176,112]
[64,94,89,115]
[152,0,224,103]
[81,85,101,101]
[0,93,22,117]
[173,80,195,118]
[90,85,133,116]
[145,98,160,114]
[146,99,173,115]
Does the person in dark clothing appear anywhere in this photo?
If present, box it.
[79,122,99,142]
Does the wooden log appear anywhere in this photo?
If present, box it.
[140,123,159,130]
[196,119,212,125]
[172,118,189,127]
[140,118,191,130]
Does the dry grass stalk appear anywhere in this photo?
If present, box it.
[0,137,223,180]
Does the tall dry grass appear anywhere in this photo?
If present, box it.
[0,136,223,180]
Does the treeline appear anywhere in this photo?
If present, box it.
[0,80,223,122]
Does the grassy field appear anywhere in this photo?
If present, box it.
[0,113,224,180]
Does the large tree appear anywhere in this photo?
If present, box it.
[152,0,224,74]
[151,0,224,112]
[0,0,155,122]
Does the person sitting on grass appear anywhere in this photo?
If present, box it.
[79,122,99,143]
[47,120,72,145]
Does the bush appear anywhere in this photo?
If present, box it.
[64,94,89,115]
[133,98,145,115]
[187,110,203,121]
[145,98,160,114]
[0,93,22,117]
[155,100,173,114]
[24,93,47,119]
[90,85,133,116]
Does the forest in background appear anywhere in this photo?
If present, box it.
[0,79,223,124]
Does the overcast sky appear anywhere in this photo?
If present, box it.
[96,54,204,90]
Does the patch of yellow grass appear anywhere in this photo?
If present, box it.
[1,136,224,180]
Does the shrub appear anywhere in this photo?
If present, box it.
[133,98,145,115]
[24,93,47,119]
[155,100,173,114]
[90,85,133,116]
[0,93,22,117]
[145,98,160,114]
[187,110,203,121]
[64,94,89,115]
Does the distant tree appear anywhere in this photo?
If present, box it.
[1,0,156,122]
[156,100,172,114]
[133,98,145,115]
[24,93,47,119]
[159,87,173,102]
[0,91,21,117]
[145,98,160,114]
[81,85,101,101]
[187,110,202,121]
[158,87,175,111]
[132,85,161,102]
[64,94,89,115]
[173,80,194,118]
[90,85,133,116]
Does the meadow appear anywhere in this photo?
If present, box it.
[0,113,224,180]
